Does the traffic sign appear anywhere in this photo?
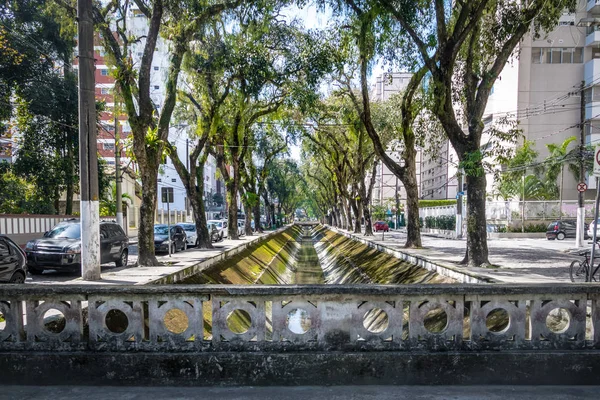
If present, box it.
[595,145,600,177]
[161,187,174,203]
[577,182,588,192]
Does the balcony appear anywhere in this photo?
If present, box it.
[584,58,600,85]
[587,29,600,46]
[586,101,600,120]
[588,0,600,14]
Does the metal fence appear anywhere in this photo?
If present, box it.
[420,200,598,222]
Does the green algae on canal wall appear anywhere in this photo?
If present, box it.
[311,225,455,284]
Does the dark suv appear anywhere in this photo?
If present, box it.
[25,219,129,274]
[546,220,588,241]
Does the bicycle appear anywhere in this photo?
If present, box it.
[569,241,600,282]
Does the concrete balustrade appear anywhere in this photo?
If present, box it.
[0,284,598,352]
[2,284,600,385]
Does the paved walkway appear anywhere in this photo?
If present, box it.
[2,385,599,399]
[344,229,587,283]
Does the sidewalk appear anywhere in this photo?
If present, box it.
[338,228,585,284]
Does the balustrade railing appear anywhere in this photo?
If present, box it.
[1,284,599,352]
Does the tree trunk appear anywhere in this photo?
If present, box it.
[253,203,262,233]
[404,173,421,248]
[242,195,253,236]
[351,198,361,234]
[226,177,239,239]
[362,197,373,236]
[137,162,159,266]
[402,151,422,248]
[464,173,490,267]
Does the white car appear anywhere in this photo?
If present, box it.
[207,219,228,240]
[178,223,198,247]
[588,219,600,240]
[237,220,246,236]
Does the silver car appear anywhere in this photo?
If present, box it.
[207,220,227,240]
[178,223,198,247]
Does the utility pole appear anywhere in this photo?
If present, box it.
[115,101,123,230]
[78,0,100,280]
[577,81,586,248]
[456,170,463,239]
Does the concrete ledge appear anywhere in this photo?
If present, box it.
[2,351,600,386]
[146,226,292,285]
[488,232,546,239]
[331,227,495,284]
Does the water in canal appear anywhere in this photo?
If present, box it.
[293,228,324,284]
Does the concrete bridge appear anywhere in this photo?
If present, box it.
[1,283,600,386]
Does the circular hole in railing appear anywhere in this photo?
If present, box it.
[424,308,448,333]
[546,307,571,334]
[43,309,66,334]
[486,308,510,333]
[363,308,389,333]
[105,309,129,334]
[0,310,5,331]
[226,310,251,335]
[286,308,311,334]
[164,308,189,334]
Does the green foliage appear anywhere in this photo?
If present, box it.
[99,181,133,217]
[459,150,485,177]
[424,215,456,231]
[418,199,457,208]
[0,162,54,214]
[507,223,547,233]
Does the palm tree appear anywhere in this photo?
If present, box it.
[544,136,579,219]
[100,182,133,217]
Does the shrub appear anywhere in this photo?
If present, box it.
[424,215,456,230]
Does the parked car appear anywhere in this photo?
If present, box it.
[178,223,198,247]
[207,219,227,240]
[588,219,600,240]
[25,219,129,274]
[207,222,221,242]
[154,224,187,253]
[374,221,389,232]
[237,221,246,237]
[546,220,588,240]
[0,235,27,283]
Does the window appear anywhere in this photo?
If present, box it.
[158,178,162,182]
[171,178,176,182]
[0,240,10,257]
[532,47,583,64]
[154,85,160,90]
[100,69,108,76]
[101,88,110,94]
[154,66,159,71]
[103,142,115,151]
[137,52,143,57]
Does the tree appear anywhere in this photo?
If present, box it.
[544,136,579,214]
[57,0,243,265]
[373,0,575,266]
[1,0,79,214]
